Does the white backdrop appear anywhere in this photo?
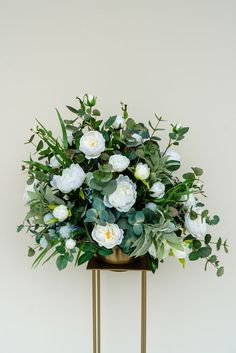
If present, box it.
[0,1,235,352]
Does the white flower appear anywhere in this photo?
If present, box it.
[109,154,130,172]
[104,175,137,212]
[79,131,105,159]
[148,240,170,259]
[23,180,38,205]
[165,150,181,162]
[91,223,124,249]
[87,95,96,106]
[49,155,62,169]
[40,237,49,249]
[43,213,54,224]
[59,223,73,239]
[175,123,182,130]
[66,128,74,146]
[53,205,69,222]
[145,202,157,213]
[65,238,76,250]
[180,193,197,210]
[112,115,125,129]
[51,164,86,193]
[131,133,143,145]
[134,163,150,180]
[172,243,190,259]
[150,182,165,198]
[184,207,207,239]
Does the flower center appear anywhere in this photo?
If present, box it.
[105,230,112,239]
[88,138,98,147]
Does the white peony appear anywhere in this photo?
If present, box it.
[23,180,38,205]
[51,163,86,193]
[109,154,130,172]
[66,128,74,146]
[59,223,73,238]
[112,115,125,129]
[181,193,197,210]
[145,202,158,213]
[172,243,190,259]
[79,131,105,159]
[134,163,150,180]
[65,238,76,250]
[104,175,137,212]
[49,155,62,169]
[131,133,143,145]
[184,207,207,239]
[40,237,49,249]
[91,223,124,249]
[148,240,170,259]
[43,213,54,224]
[53,205,69,222]
[149,182,165,198]
[165,150,181,162]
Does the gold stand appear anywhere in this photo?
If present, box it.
[87,257,150,353]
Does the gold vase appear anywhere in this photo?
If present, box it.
[96,246,134,265]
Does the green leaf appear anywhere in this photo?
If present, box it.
[28,247,35,257]
[97,247,113,256]
[102,179,117,196]
[198,246,212,258]
[183,173,195,181]
[105,116,117,129]
[191,167,203,176]
[209,255,217,263]
[217,267,224,277]
[66,105,79,114]
[205,234,212,245]
[56,109,68,149]
[135,211,145,224]
[56,255,68,271]
[56,245,65,254]
[77,251,94,266]
[17,224,24,232]
[216,237,222,251]
[36,140,44,152]
[93,109,101,116]
[189,251,200,261]
[193,239,201,249]
[133,223,143,236]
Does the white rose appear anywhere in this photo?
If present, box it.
[91,223,124,249]
[148,240,170,259]
[65,238,76,250]
[172,243,190,259]
[145,202,158,213]
[79,131,105,159]
[40,237,49,249]
[165,150,181,162]
[112,115,125,129]
[43,213,54,224]
[66,128,74,146]
[180,193,197,210]
[49,155,62,169]
[109,154,130,172]
[134,163,150,180]
[53,205,69,222]
[104,175,137,212]
[51,163,86,193]
[59,223,73,238]
[131,133,143,145]
[184,207,207,239]
[150,182,165,198]
[23,180,38,205]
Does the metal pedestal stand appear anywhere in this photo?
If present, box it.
[87,257,150,353]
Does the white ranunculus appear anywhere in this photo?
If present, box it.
[65,238,76,250]
[131,133,143,145]
[109,154,130,172]
[66,128,74,146]
[165,150,181,162]
[79,131,105,159]
[51,163,86,194]
[145,202,158,213]
[43,213,54,224]
[148,240,170,259]
[112,115,125,129]
[53,205,69,222]
[40,237,49,249]
[184,207,207,239]
[91,223,124,249]
[23,180,38,205]
[150,182,165,199]
[172,243,190,259]
[59,223,73,238]
[104,175,137,212]
[49,155,62,169]
[181,193,197,210]
[134,163,150,181]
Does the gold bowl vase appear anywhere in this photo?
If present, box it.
[96,246,134,265]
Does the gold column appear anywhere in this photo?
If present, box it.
[141,271,147,353]
[92,270,101,353]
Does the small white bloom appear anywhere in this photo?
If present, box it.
[145,202,157,213]
[59,223,73,239]
[165,150,181,162]
[175,123,182,130]
[91,223,124,249]
[109,154,130,172]
[23,180,38,205]
[104,175,137,212]
[131,133,143,145]
[172,243,190,259]
[180,193,197,210]
[43,213,54,224]
[49,155,62,169]
[40,237,49,249]
[87,95,96,106]
[66,128,74,146]
[150,182,165,198]
[53,205,69,222]
[79,131,105,159]
[51,164,86,194]
[65,238,76,250]
[184,207,207,239]
[148,240,170,259]
[112,115,125,129]
[134,163,150,180]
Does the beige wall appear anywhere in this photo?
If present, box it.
[0,0,235,352]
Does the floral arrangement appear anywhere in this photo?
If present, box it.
[18,94,228,275]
